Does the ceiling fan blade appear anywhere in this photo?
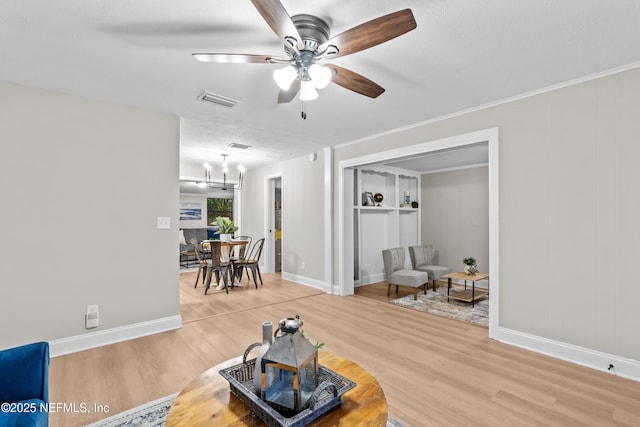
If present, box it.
[251,0,305,50]
[319,9,416,58]
[277,79,301,103]
[192,53,286,64]
[326,64,385,98]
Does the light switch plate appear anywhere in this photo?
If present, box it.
[157,217,171,229]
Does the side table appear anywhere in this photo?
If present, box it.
[444,272,489,307]
[166,352,388,427]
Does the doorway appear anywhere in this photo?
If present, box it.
[274,181,282,273]
[263,174,282,274]
[337,127,499,337]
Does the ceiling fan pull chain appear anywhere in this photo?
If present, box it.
[301,102,307,120]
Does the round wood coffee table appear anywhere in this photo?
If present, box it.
[166,352,387,427]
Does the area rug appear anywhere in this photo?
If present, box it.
[84,393,178,427]
[85,393,405,426]
[390,285,489,327]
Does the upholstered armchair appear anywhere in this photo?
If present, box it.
[0,341,50,426]
[382,247,429,300]
[408,245,453,291]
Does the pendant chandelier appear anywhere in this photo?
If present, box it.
[196,154,244,191]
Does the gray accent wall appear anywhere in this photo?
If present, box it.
[0,82,180,349]
[330,66,640,362]
[421,166,489,274]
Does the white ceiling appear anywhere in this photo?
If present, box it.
[2,1,640,174]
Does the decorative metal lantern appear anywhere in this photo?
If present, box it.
[260,315,318,412]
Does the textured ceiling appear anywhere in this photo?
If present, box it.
[2,1,640,175]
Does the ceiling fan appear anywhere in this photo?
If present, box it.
[193,0,417,107]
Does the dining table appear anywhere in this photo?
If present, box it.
[202,239,248,261]
[201,240,250,289]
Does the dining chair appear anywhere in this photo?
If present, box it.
[232,235,252,260]
[204,240,231,294]
[191,238,212,289]
[235,238,265,288]
[229,236,252,282]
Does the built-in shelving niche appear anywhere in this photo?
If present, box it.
[352,166,421,285]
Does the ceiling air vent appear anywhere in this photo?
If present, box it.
[197,90,240,108]
[228,143,252,150]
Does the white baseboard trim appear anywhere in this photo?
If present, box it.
[493,326,640,382]
[49,315,183,357]
[281,272,329,293]
[357,273,384,286]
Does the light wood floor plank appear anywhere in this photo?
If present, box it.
[47,274,640,426]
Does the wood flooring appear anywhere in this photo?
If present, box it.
[48,272,640,426]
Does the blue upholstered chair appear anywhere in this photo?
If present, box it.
[0,341,49,427]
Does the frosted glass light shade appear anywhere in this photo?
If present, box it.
[309,64,332,89]
[299,80,318,101]
[273,65,297,90]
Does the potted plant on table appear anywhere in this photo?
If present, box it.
[463,257,478,275]
[215,216,238,242]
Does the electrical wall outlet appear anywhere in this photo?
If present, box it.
[86,304,99,329]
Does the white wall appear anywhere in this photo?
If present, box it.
[0,82,181,351]
[421,166,489,272]
[241,152,326,287]
[330,66,640,367]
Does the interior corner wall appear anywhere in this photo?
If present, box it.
[333,66,640,363]
[0,82,181,350]
[240,152,325,285]
[421,167,489,272]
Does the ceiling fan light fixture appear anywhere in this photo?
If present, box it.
[273,65,298,90]
[193,4,417,113]
[309,64,331,89]
[299,80,319,101]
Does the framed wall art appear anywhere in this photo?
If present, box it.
[362,192,374,206]
[179,202,202,220]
